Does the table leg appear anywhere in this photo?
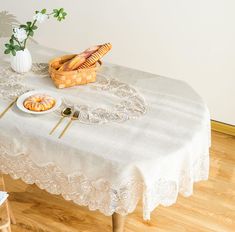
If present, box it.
[112,213,125,232]
[7,203,16,225]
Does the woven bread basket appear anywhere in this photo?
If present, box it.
[49,54,102,89]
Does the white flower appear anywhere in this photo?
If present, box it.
[13,27,27,42]
[33,12,48,23]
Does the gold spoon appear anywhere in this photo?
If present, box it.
[49,107,72,135]
[58,110,80,139]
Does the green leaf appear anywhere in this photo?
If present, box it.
[4,49,10,54]
[5,44,10,48]
[11,50,16,56]
[32,25,38,30]
[62,12,67,17]
[9,38,14,44]
[41,8,47,14]
[29,30,34,36]
[53,9,60,17]
[15,45,21,51]
[20,24,27,29]
[26,21,32,26]
[35,10,39,14]
[60,8,65,14]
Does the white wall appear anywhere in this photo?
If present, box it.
[1,0,235,125]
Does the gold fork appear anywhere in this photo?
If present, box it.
[0,98,18,119]
[49,107,72,135]
[58,110,80,139]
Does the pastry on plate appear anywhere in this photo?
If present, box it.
[24,94,56,112]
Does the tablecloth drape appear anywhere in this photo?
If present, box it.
[0,48,210,220]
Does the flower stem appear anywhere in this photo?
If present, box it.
[13,37,22,48]
[23,19,37,50]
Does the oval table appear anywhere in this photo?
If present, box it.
[0,48,210,232]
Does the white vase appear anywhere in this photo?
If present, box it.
[10,48,32,73]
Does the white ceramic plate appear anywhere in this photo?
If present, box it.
[17,90,62,115]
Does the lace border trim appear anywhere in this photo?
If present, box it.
[0,145,209,220]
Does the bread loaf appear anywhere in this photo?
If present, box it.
[58,45,100,71]
[78,43,112,69]
[57,44,111,71]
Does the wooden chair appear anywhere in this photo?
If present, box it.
[0,201,11,232]
[0,175,15,232]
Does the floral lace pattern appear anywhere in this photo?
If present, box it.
[0,62,147,124]
[0,62,49,100]
[31,62,49,75]
[0,64,29,100]
[61,74,147,124]
[0,146,142,217]
[0,145,209,220]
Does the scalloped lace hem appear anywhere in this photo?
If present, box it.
[0,147,209,220]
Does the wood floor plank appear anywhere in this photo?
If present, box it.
[2,131,235,232]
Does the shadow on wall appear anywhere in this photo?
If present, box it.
[0,11,19,38]
[0,11,37,44]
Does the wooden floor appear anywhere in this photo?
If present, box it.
[2,131,235,232]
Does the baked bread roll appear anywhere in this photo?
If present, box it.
[58,45,100,71]
[58,54,86,71]
[83,45,101,58]
[24,94,55,112]
[52,54,76,70]
[78,43,112,69]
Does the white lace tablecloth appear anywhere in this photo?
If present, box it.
[0,51,210,220]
